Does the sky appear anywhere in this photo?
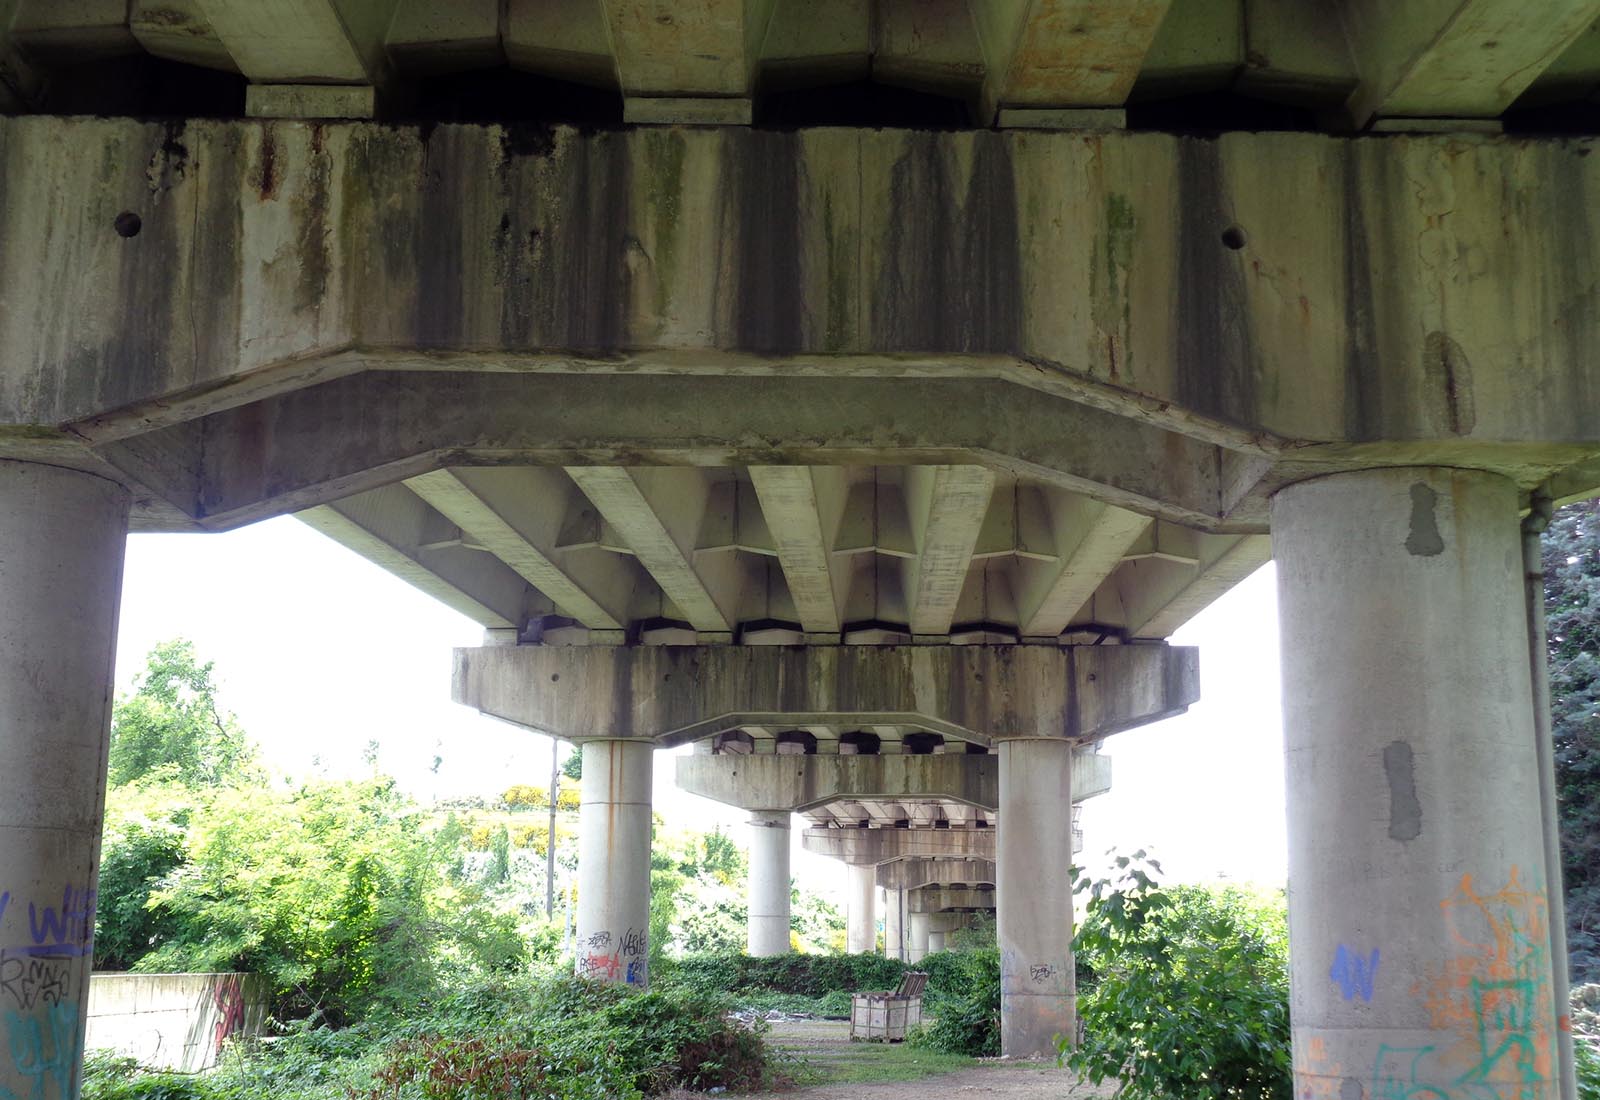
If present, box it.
[115,515,1288,902]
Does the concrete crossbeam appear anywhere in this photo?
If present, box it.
[455,643,1197,746]
[909,886,995,914]
[877,859,996,892]
[802,826,995,866]
[675,747,1112,812]
[975,0,1175,117]
[196,0,394,84]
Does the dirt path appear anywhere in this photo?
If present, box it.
[669,1019,1117,1100]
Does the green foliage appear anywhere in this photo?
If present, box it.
[1578,1040,1600,1100]
[1064,852,1291,1100]
[108,640,258,789]
[94,788,189,970]
[561,747,583,781]
[907,949,1000,1057]
[1548,500,1600,980]
[660,951,906,1000]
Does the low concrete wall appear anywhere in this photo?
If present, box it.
[86,973,269,1072]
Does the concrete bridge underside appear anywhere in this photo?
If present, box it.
[2,0,1600,1090]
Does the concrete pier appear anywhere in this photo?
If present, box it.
[575,740,653,987]
[0,461,129,1100]
[883,888,906,962]
[927,930,946,954]
[997,738,1077,1059]
[907,912,930,963]
[747,811,791,957]
[1275,468,1559,1100]
[848,864,877,954]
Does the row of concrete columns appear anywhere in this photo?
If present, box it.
[0,461,1572,1095]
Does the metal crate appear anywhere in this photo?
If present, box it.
[849,971,928,1042]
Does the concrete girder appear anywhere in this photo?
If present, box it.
[675,746,1113,813]
[387,0,502,76]
[803,825,996,866]
[876,859,996,892]
[973,0,1175,119]
[748,465,842,635]
[604,0,777,119]
[453,642,1198,746]
[909,886,995,914]
[1339,0,1600,125]
[406,468,629,630]
[1018,500,1151,638]
[906,465,996,637]
[299,485,533,630]
[194,0,392,81]
[1120,532,1273,639]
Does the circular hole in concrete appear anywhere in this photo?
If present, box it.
[114,211,142,238]
[1221,224,1248,251]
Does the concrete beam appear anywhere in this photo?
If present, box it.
[909,886,995,913]
[974,0,1174,118]
[195,0,395,84]
[604,0,776,110]
[454,642,1198,745]
[1340,0,1600,123]
[802,825,995,865]
[677,746,1110,812]
[907,465,996,636]
[406,469,627,630]
[566,467,732,635]
[748,465,841,635]
[877,859,996,891]
[298,484,532,630]
[1019,501,1151,638]
[1123,533,1271,639]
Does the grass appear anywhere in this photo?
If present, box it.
[764,1019,979,1087]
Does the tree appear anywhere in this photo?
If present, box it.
[561,748,583,782]
[108,639,257,788]
[1547,499,1600,979]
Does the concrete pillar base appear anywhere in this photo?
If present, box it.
[575,740,653,987]
[883,887,906,962]
[998,738,1076,1058]
[0,460,129,1100]
[747,811,791,957]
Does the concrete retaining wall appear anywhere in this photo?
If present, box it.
[85,973,269,1072]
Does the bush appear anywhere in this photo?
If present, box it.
[661,951,905,1000]
[1063,852,1291,1100]
[908,949,1000,1057]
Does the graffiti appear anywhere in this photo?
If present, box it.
[578,928,647,985]
[5,888,95,960]
[0,957,68,1013]
[212,975,248,1053]
[626,959,645,986]
[584,931,611,951]
[1330,945,1381,1002]
[1371,1044,1449,1100]
[0,895,8,928]
[3,1001,78,1100]
[1029,964,1057,983]
[621,928,646,959]
[579,950,622,981]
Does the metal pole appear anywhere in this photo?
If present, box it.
[1523,485,1577,1100]
[547,736,560,920]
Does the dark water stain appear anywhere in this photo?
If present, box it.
[1341,1077,1365,1100]
[1383,740,1422,842]
[1175,139,1257,427]
[1422,330,1475,436]
[1341,146,1382,441]
[733,130,802,353]
[1404,481,1444,557]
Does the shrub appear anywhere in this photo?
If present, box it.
[1063,851,1291,1100]
[908,949,1000,1057]
[662,951,905,1000]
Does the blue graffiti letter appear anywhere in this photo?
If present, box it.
[1331,944,1381,1002]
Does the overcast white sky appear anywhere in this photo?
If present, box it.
[115,516,1288,902]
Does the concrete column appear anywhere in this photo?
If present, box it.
[883,887,905,961]
[0,461,129,1100]
[907,911,930,963]
[998,737,1075,1058]
[747,811,791,956]
[927,930,946,954]
[847,863,877,954]
[1275,468,1560,1100]
[575,739,653,987]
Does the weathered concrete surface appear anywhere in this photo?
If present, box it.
[909,886,997,914]
[1275,468,1559,1100]
[86,973,268,1073]
[676,746,1112,812]
[883,887,905,963]
[877,859,996,891]
[847,863,876,954]
[803,826,996,865]
[0,460,128,1100]
[906,911,930,963]
[747,811,791,957]
[455,643,1197,746]
[575,740,652,988]
[0,120,1593,531]
[998,738,1076,1059]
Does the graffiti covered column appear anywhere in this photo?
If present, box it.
[575,739,653,987]
[747,811,791,956]
[847,863,876,954]
[1276,468,1562,1100]
[997,737,1076,1058]
[0,461,129,1100]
